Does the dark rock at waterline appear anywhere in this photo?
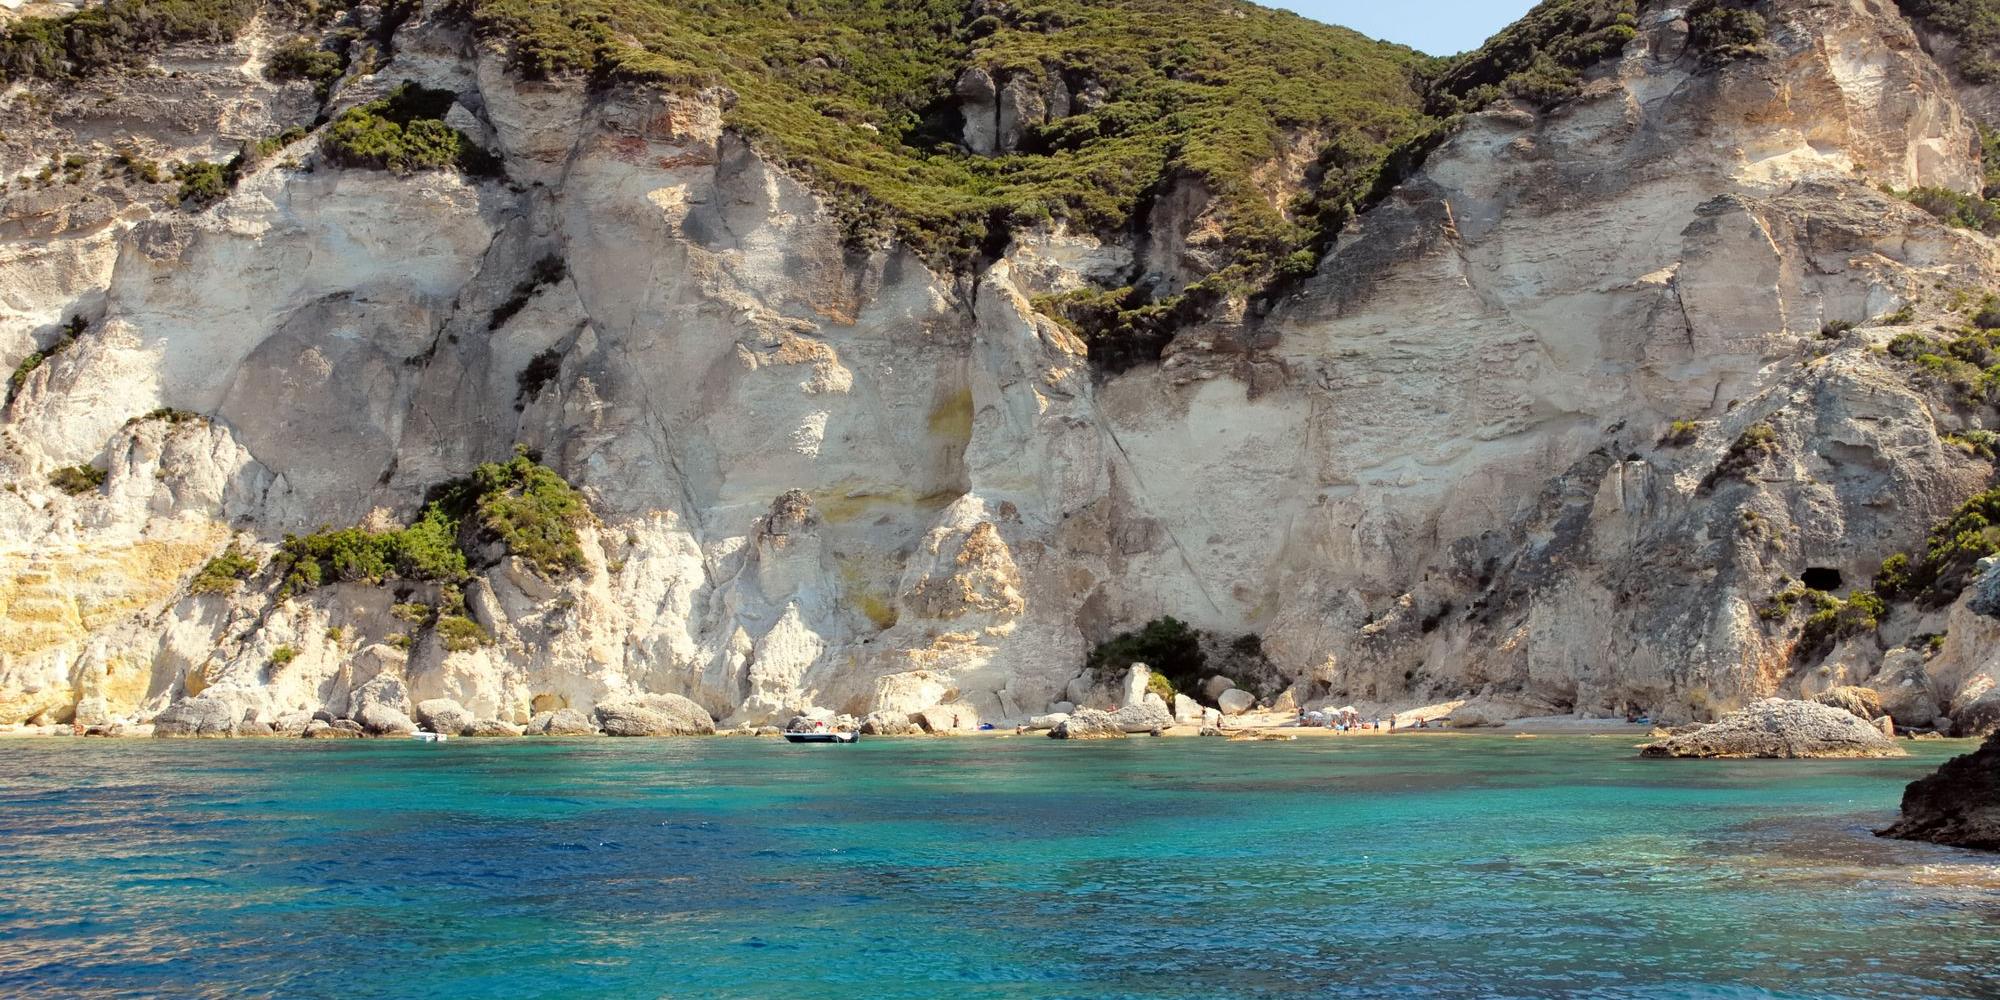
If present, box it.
[1878,732,2000,851]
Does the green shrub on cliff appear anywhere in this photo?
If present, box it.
[1895,0,2000,83]
[468,0,1432,367]
[0,0,258,84]
[275,449,588,598]
[1686,0,1768,61]
[1088,616,1207,698]
[322,82,500,176]
[48,464,106,496]
[1425,0,1637,115]
[190,542,260,594]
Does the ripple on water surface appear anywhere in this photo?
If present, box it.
[0,736,1995,999]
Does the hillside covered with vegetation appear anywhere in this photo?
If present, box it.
[0,0,1765,368]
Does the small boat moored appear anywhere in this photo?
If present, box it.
[411,731,449,743]
[782,730,859,744]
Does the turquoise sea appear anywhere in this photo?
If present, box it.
[0,734,1995,999]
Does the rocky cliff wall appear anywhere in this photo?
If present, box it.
[4,0,2000,734]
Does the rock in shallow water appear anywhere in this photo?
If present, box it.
[415,699,475,736]
[152,696,241,738]
[1878,732,2000,851]
[528,707,599,736]
[1049,708,1124,740]
[1639,699,1906,759]
[594,693,715,736]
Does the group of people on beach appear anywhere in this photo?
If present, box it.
[1298,710,1437,731]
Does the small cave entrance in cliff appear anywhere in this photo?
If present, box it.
[1800,567,1843,592]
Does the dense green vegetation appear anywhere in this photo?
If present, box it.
[1892,184,2000,234]
[48,464,106,496]
[265,35,345,94]
[1087,615,1207,700]
[1874,485,2000,606]
[190,542,260,595]
[0,0,257,83]
[7,316,84,404]
[323,82,500,175]
[1896,0,2000,82]
[1425,0,1637,114]
[468,0,1433,367]
[275,449,589,597]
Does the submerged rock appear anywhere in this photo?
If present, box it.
[1878,733,2000,851]
[594,693,715,736]
[1639,699,1906,759]
[1049,708,1125,740]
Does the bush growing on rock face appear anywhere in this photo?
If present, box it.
[190,542,259,594]
[1659,419,1700,447]
[48,464,106,496]
[0,0,258,84]
[265,35,344,92]
[172,160,234,207]
[274,449,588,597]
[1088,616,1206,697]
[1898,0,2000,83]
[322,82,500,176]
[1686,0,1768,61]
[435,614,491,652]
[269,644,297,665]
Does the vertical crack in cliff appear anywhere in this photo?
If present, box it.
[1096,419,1225,619]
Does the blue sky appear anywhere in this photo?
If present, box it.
[1272,1,1540,55]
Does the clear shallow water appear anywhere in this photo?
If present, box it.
[0,736,1995,1000]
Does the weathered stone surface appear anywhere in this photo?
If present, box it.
[1049,708,1125,740]
[1173,693,1202,724]
[1217,689,1255,716]
[414,698,475,736]
[1111,699,1173,733]
[271,711,313,736]
[1870,657,1944,728]
[527,708,599,736]
[1878,732,2000,851]
[152,696,240,738]
[859,711,921,736]
[0,0,1994,738]
[1813,686,1885,723]
[302,719,362,739]
[1202,676,1237,703]
[1640,699,1907,759]
[594,693,716,736]
[467,719,525,737]
[916,704,979,733]
[355,703,416,736]
[1025,712,1070,731]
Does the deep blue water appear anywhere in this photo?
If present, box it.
[0,734,1995,999]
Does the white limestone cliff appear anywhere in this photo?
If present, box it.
[4,0,2000,734]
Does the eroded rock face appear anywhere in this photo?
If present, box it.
[1878,733,2000,851]
[1049,708,1124,740]
[152,695,242,738]
[1,0,1998,735]
[1813,686,1885,724]
[594,693,716,736]
[415,699,476,737]
[1639,699,1907,759]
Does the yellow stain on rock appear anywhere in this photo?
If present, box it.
[0,533,221,660]
[927,387,974,448]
